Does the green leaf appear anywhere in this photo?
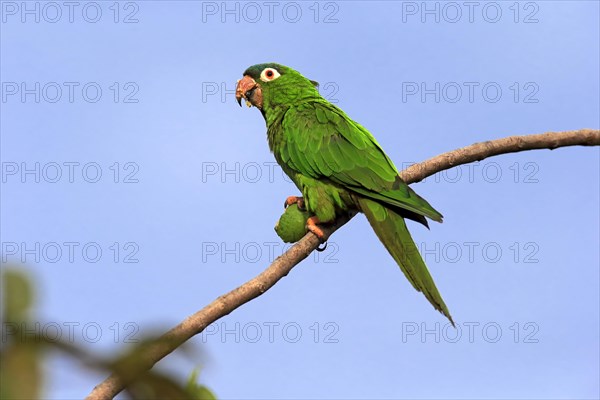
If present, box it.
[185,368,218,400]
[2,269,34,323]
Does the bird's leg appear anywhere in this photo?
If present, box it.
[284,196,305,211]
[306,216,326,243]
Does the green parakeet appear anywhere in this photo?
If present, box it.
[235,63,453,325]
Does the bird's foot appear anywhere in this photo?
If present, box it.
[284,196,305,211]
[306,216,327,248]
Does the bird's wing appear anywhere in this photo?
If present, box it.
[280,101,443,223]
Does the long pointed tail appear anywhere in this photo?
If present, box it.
[358,197,454,326]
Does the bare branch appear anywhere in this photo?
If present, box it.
[401,129,600,183]
[87,129,599,400]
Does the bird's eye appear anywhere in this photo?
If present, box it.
[260,68,280,82]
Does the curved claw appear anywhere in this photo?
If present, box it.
[316,241,328,252]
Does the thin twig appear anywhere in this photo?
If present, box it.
[87,129,599,399]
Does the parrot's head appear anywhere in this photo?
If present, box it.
[236,63,320,113]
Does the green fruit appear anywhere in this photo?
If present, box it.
[274,204,310,243]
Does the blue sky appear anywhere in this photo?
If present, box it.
[1,1,599,398]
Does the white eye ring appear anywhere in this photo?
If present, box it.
[260,68,281,82]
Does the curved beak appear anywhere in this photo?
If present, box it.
[235,75,261,108]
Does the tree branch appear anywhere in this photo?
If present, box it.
[87,129,599,399]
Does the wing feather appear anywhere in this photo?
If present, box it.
[281,101,443,223]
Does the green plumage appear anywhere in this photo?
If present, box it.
[275,204,310,243]
[240,63,453,325]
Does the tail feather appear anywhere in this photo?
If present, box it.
[358,197,454,326]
